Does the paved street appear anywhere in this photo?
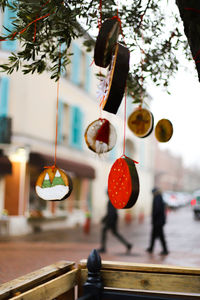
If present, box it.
[0,205,199,284]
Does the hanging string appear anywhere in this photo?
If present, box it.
[122,83,139,165]
[138,14,145,108]
[44,45,61,170]
[123,85,127,156]
[54,46,61,167]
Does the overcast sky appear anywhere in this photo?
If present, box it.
[150,61,200,168]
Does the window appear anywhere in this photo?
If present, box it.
[70,42,91,93]
[0,77,10,117]
[57,101,70,145]
[1,0,17,52]
[69,105,84,150]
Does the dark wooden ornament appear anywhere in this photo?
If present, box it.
[102,43,130,114]
[155,118,173,143]
[94,19,120,68]
[108,156,139,209]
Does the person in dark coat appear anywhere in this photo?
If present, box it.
[146,187,169,255]
[98,199,132,253]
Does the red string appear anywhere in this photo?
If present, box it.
[111,15,126,45]
[123,85,127,156]
[44,45,61,170]
[120,154,139,164]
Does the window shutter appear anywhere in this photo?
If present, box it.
[85,54,91,93]
[57,100,63,144]
[69,106,83,149]
[70,43,81,85]
[60,43,66,77]
[0,77,10,116]
[2,1,17,52]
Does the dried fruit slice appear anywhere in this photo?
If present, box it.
[108,156,139,209]
[94,19,120,68]
[155,118,173,142]
[84,118,117,154]
[128,108,154,138]
[101,43,130,114]
[35,167,73,201]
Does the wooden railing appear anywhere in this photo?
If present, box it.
[0,249,200,299]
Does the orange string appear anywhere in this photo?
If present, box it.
[54,47,61,167]
[123,85,127,156]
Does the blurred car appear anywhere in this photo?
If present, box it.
[163,191,179,209]
[191,190,200,219]
[163,191,192,209]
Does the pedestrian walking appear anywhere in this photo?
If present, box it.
[146,187,169,255]
[98,198,132,253]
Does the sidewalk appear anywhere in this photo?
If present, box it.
[0,206,199,284]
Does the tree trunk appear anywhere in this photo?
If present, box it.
[176,0,200,80]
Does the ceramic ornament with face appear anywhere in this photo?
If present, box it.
[85,118,117,154]
[35,167,73,201]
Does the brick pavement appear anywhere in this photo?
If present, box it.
[0,206,199,284]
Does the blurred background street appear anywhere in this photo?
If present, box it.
[0,205,199,284]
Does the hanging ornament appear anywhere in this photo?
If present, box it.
[85,118,117,154]
[94,18,120,68]
[35,167,73,201]
[128,108,154,138]
[99,43,130,114]
[155,118,173,143]
[108,156,139,209]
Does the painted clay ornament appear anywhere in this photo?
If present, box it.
[35,167,73,201]
[155,118,173,142]
[94,18,120,68]
[85,118,117,154]
[100,43,130,114]
[128,108,154,138]
[108,156,139,209]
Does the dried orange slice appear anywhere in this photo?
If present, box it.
[35,167,73,201]
[155,118,173,142]
[108,156,139,209]
[128,108,154,138]
[84,118,117,154]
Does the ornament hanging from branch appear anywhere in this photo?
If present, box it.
[155,118,173,143]
[84,118,117,154]
[35,167,73,201]
[108,156,139,209]
[94,18,120,68]
[35,45,73,201]
[128,108,154,138]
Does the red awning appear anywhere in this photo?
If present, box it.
[0,155,12,175]
[29,152,95,179]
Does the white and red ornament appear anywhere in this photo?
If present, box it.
[85,118,117,154]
